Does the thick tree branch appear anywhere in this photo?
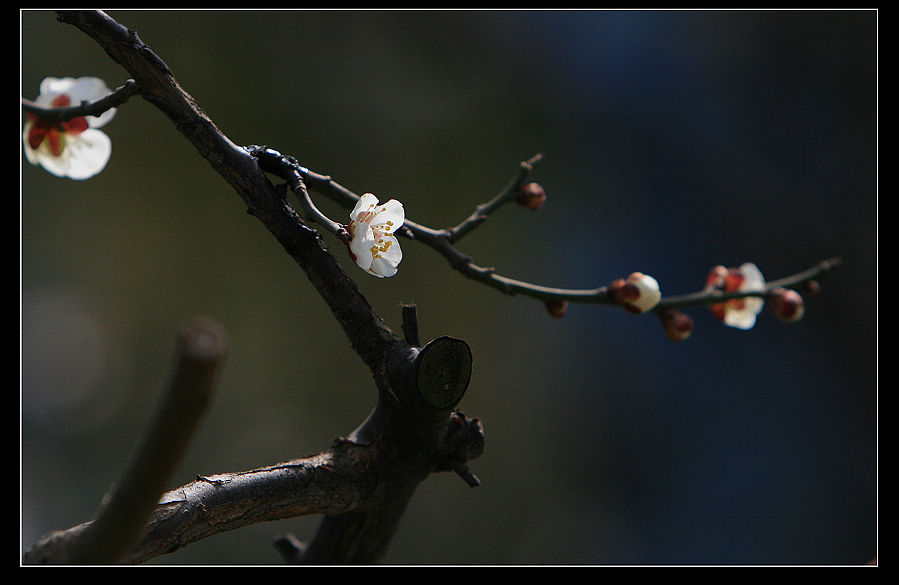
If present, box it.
[25,446,377,565]
[24,317,228,564]
[123,447,375,564]
[24,10,483,565]
[54,10,399,371]
[25,9,840,565]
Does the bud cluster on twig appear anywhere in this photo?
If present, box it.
[22,77,840,343]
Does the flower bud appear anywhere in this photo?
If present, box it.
[802,280,821,296]
[659,309,694,342]
[608,272,661,314]
[769,288,805,323]
[516,182,546,210]
[705,265,728,289]
[545,300,568,318]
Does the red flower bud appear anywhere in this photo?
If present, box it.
[516,182,546,210]
[769,288,805,323]
[659,309,694,342]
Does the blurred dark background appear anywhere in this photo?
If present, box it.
[21,10,876,565]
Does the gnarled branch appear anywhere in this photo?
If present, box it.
[24,10,484,565]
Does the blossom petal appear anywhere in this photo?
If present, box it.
[370,199,404,234]
[350,193,380,222]
[25,129,112,180]
[724,307,760,330]
[380,235,403,262]
[349,221,376,271]
[62,129,112,180]
[370,235,402,275]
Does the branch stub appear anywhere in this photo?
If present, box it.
[416,336,472,410]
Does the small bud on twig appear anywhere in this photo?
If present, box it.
[515,182,546,210]
[803,280,821,296]
[769,288,805,323]
[545,300,568,318]
[659,309,694,342]
[608,272,662,314]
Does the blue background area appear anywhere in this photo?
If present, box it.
[21,10,876,564]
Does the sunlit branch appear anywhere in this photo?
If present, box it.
[247,146,349,241]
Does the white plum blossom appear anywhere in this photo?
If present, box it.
[706,262,766,330]
[347,193,404,278]
[23,77,116,180]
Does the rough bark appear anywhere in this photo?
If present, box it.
[24,10,484,565]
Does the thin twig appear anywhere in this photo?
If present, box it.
[266,153,610,303]
[656,257,843,310]
[21,79,139,122]
[294,156,841,308]
[246,146,349,240]
[447,153,543,242]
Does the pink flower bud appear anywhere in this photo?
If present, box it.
[769,288,805,323]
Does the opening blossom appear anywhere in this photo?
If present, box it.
[23,77,116,180]
[609,272,662,314]
[347,193,404,278]
[706,262,766,330]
